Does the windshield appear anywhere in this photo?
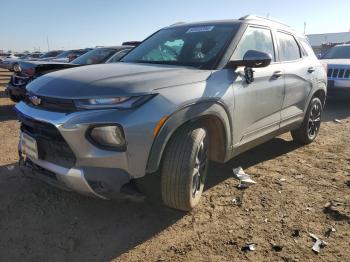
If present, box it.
[40,51,62,58]
[71,48,119,65]
[121,24,239,69]
[53,50,72,59]
[322,46,350,59]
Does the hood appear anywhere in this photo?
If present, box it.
[20,60,80,76]
[321,59,350,66]
[27,62,212,99]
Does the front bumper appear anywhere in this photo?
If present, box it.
[327,79,350,96]
[15,100,161,199]
[5,83,26,99]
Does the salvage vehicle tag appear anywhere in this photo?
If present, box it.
[20,132,38,160]
[186,26,214,33]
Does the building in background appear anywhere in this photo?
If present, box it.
[307,32,350,56]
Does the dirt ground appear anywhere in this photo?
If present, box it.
[0,68,349,262]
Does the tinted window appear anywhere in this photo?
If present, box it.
[71,48,118,65]
[40,51,62,58]
[322,45,350,59]
[106,49,130,63]
[231,27,275,61]
[277,32,301,61]
[54,50,73,59]
[122,24,240,69]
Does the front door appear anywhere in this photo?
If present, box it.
[230,26,284,146]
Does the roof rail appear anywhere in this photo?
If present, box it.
[169,22,186,26]
[239,14,291,28]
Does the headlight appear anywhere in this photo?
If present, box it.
[13,63,21,72]
[75,95,155,110]
[87,125,126,150]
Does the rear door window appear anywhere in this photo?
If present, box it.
[277,32,301,61]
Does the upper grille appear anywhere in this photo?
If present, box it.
[18,114,76,168]
[25,95,77,113]
[328,67,350,79]
[11,73,31,86]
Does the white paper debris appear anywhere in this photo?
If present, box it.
[233,167,256,185]
[309,233,328,253]
[6,165,15,171]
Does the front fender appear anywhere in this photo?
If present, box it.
[146,101,232,173]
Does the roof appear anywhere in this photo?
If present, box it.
[166,14,299,36]
[307,32,350,46]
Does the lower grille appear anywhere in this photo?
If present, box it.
[19,115,76,168]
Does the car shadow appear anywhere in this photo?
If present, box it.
[322,98,350,122]
[0,136,303,261]
[205,137,301,189]
[0,163,184,262]
[0,104,17,121]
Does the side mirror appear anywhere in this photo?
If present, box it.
[228,50,272,68]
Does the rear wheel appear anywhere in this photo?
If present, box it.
[291,97,322,144]
[161,123,208,211]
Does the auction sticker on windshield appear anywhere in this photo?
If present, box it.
[186,26,214,33]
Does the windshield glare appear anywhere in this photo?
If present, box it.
[71,48,118,65]
[121,24,239,69]
[322,46,350,59]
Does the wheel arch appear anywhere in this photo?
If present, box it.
[146,101,232,173]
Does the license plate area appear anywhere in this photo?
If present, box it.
[20,132,39,160]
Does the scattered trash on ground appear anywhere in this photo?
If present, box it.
[6,165,14,171]
[271,242,283,252]
[295,174,304,179]
[233,167,256,189]
[325,226,336,238]
[334,119,342,124]
[264,218,268,223]
[279,178,286,182]
[309,233,328,253]
[292,229,300,238]
[241,243,255,252]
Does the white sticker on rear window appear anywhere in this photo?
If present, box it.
[186,26,214,33]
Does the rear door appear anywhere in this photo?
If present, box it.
[276,31,313,127]
[231,26,284,146]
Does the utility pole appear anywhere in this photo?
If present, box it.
[46,35,50,51]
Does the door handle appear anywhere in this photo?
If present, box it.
[272,71,283,79]
[308,67,315,73]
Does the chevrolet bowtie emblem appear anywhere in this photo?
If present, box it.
[29,95,41,106]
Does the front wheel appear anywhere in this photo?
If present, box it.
[291,97,322,144]
[161,123,209,211]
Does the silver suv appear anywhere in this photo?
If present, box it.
[16,15,327,211]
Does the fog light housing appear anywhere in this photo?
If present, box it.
[87,125,126,151]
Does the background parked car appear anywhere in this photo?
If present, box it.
[6,46,133,102]
[321,44,350,96]
[50,48,92,63]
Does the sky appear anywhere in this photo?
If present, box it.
[0,0,349,52]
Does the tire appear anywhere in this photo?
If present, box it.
[161,123,209,211]
[291,97,322,144]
